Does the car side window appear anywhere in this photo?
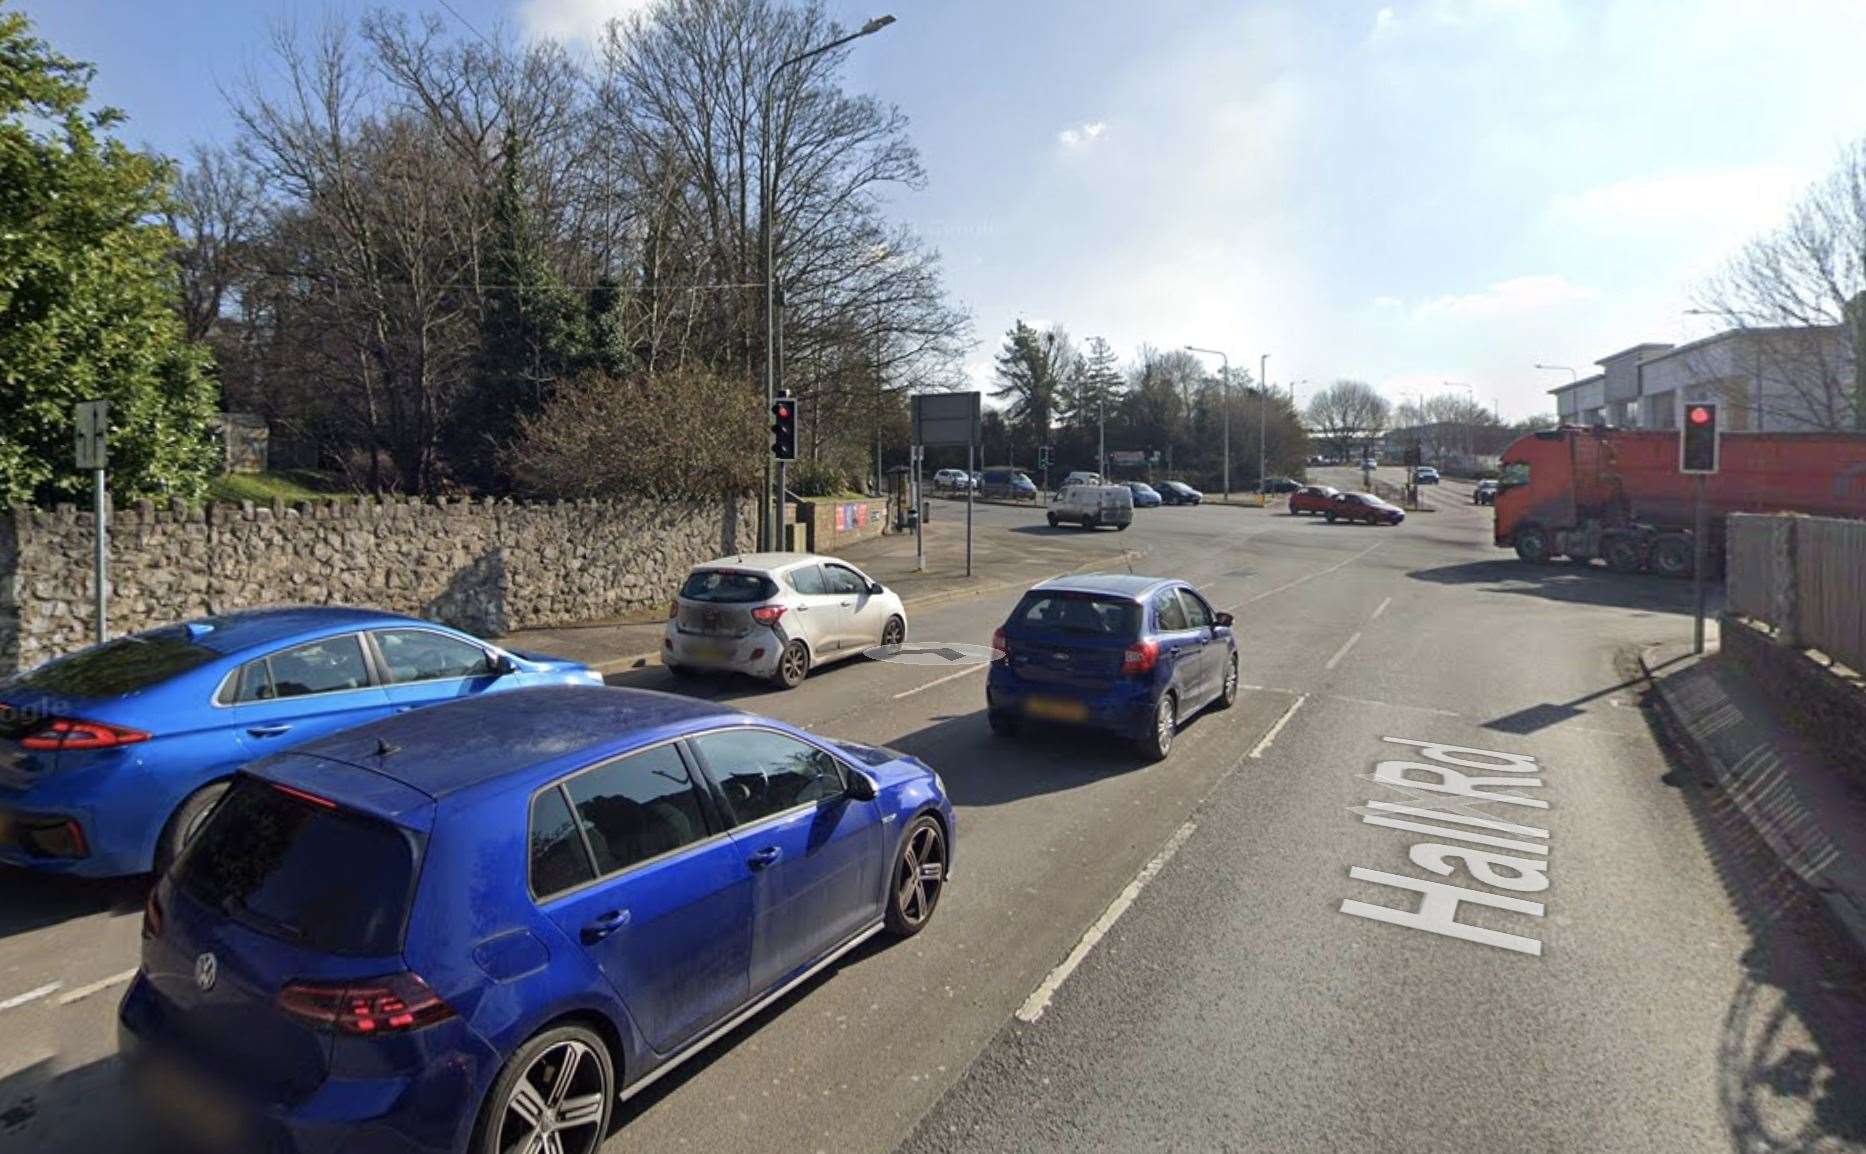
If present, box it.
[228,659,276,703]
[371,629,493,684]
[267,635,370,699]
[691,729,847,826]
[530,787,595,899]
[1153,589,1190,631]
[825,565,868,595]
[563,745,712,876]
[1178,589,1213,629]
[789,565,828,596]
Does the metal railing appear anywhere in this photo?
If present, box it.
[1727,513,1866,673]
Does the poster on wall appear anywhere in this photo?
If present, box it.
[835,505,848,532]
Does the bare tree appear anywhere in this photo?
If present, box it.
[1700,138,1866,431]
[168,147,264,344]
[1306,380,1390,462]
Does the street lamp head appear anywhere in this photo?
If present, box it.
[859,15,897,35]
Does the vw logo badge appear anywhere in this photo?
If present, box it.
[194,952,218,993]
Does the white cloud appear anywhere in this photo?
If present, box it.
[1371,7,1399,37]
[1413,274,1597,320]
[1057,121,1108,150]
[1372,295,1404,310]
[520,0,658,43]
[1549,166,1806,236]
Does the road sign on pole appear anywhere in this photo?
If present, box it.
[74,400,109,644]
[912,392,980,447]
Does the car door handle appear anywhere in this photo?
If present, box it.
[395,706,416,714]
[581,910,631,944]
[246,724,292,738]
[746,846,783,870]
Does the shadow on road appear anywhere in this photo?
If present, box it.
[1480,673,1646,736]
[0,868,149,944]
[1640,660,1866,1154]
[1409,558,1711,616]
[0,1054,151,1154]
[887,709,1181,808]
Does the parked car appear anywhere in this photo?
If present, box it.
[986,576,1237,760]
[1473,480,1499,505]
[1047,484,1134,531]
[1326,492,1406,525]
[119,685,955,1154]
[1060,471,1104,489]
[1258,476,1302,494]
[1414,466,1441,485]
[1158,481,1203,506]
[0,608,599,879]
[932,468,969,491]
[664,553,907,689]
[1289,484,1342,515]
[980,467,1039,501]
[1361,457,1379,470]
[1126,481,1163,508]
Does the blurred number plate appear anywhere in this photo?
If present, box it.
[1025,697,1088,722]
[689,642,730,662]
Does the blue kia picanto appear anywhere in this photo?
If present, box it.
[986,575,1238,760]
[117,685,954,1154]
[0,607,600,877]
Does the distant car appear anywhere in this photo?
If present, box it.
[1126,481,1163,508]
[1289,484,1342,515]
[932,468,969,491]
[664,553,907,689]
[980,467,1039,501]
[1361,458,1378,470]
[120,686,955,1154]
[1326,492,1405,526]
[1258,476,1302,494]
[1414,466,1441,485]
[1473,479,1499,505]
[969,471,984,489]
[1060,471,1104,489]
[1047,484,1134,531]
[0,608,600,878]
[987,576,1237,760]
[1158,481,1203,506]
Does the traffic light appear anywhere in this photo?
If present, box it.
[1680,402,1719,474]
[770,395,798,461]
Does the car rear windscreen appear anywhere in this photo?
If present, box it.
[8,629,217,699]
[174,776,418,957]
[681,570,778,603]
[1012,593,1141,638]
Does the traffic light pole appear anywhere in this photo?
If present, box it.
[1693,474,1708,655]
[965,440,974,578]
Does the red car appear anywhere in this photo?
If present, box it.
[1325,492,1405,525]
[1289,484,1341,515]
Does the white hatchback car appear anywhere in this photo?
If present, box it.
[663,552,909,688]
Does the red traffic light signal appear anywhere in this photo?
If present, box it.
[1680,401,1719,473]
[1688,405,1712,426]
[770,396,798,461]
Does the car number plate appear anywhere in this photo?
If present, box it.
[689,641,731,662]
[1025,697,1089,722]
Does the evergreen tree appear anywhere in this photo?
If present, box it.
[0,10,219,505]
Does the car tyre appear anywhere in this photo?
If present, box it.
[1047,513,1059,528]
[1215,655,1239,709]
[1513,525,1554,564]
[1325,511,1338,523]
[1603,536,1644,574]
[987,709,1020,737]
[773,640,810,689]
[471,1024,613,1154]
[886,815,948,938]
[1138,692,1176,761]
[881,615,906,648]
[1652,534,1695,578]
[155,780,230,876]
[664,662,699,679]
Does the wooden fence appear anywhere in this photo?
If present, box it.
[1727,513,1866,673]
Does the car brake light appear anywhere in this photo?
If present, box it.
[19,717,151,751]
[278,972,455,1035]
[271,782,337,810]
[668,600,678,619]
[751,605,786,626]
[991,627,1009,663]
[142,890,164,940]
[1122,639,1159,676]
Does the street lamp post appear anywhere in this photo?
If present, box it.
[1184,346,1229,501]
[761,15,896,549]
[1259,353,1270,506]
[1533,363,1578,383]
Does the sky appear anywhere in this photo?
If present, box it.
[24,0,1866,419]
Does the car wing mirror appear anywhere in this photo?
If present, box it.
[845,768,879,802]
[869,581,885,595]
[1214,612,1234,628]
[492,652,518,676]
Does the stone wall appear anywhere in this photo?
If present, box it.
[0,494,755,675]
[1722,613,1866,783]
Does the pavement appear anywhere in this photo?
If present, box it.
[5,470,1866,1154]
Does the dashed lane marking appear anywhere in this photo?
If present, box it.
[1372,596,1392,620]
[1324,632,1364,671]
[56,969,137,1006]
[1226,540,1387,611]
[1249,694,1309,760]
[0,983,62,1012]
[891,663,987,700]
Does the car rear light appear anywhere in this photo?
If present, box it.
[991,627,1009,663]
[1122,639,1159,676]
[750,605,786,626]
[271,782,337,810]
[278,972,456,1035]
[19,717,151,751]
[142,890,164,940]
[668,600,678,619]
[17,817,88,859]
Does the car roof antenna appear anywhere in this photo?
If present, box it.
[375,738,401,759]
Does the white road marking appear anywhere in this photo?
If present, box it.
[1328,695,1460,717]
[891,663,986,700]
[56,968,137,1006]
[1249,694,1308,760]
[1371,596,1392,620]
[0,982,62,1012]
[1015,819,1198,1024]
[1228,539,1387,611]
[1324,632,1363,671]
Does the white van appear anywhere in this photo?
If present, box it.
[1047,484,1134,530]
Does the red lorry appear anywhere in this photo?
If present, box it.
[1493,425,1866,576]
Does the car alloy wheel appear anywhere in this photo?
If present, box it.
[1140,693,1176,760]
[1217,655,1238,709]
[775,640,810,689]
[881,616,906,647]
[496,1037,608,1154]
[887,816,947,937]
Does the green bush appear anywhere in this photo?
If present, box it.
[787,460,850,498]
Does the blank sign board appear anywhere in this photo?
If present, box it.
[74,399,108,470]
[912,392,980,447]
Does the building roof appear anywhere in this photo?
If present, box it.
[1596,342,1675,366]
[1548,373,1605,397]
[1636,323,1844,368]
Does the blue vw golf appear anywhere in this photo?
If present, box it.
[987,575,1238,759]
[118,686,953,1154]
[0,607,600,877]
